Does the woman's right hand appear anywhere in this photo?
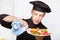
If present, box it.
[16,17,28,30]
[21,20,28,30]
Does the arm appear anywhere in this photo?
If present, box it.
[0,14,28,29]
[3,16,28,28]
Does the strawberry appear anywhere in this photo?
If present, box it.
[43,32,48,35]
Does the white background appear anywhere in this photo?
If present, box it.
[0,0,16,40]
[0,0,60,40]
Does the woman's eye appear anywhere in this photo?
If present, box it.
[39,15,44,17]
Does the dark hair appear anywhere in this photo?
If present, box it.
[0,14,12,29]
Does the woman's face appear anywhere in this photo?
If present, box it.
[31,10,45,24]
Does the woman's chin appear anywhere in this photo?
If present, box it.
[33,22,40,25]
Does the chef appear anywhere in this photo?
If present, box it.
[0,1,51,40]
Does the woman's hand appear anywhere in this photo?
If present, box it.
[21,20,28,30]
[16,17,28,30]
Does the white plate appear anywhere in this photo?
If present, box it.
[27,28,51,36]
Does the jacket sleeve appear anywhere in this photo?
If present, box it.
[0,20,12,29]
[0,14,12,29]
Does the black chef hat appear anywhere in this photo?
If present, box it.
[30,1,51,13]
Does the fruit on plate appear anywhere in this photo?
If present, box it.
[29,28,50,36]
[41,29,49,35]
[30,28,41,35]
